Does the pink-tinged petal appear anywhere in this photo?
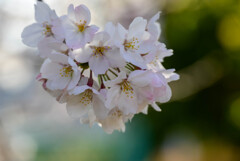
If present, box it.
[74,47,93,63]
[155,85,172,103]
[93,94,109,119]
[128,70,153,87]
[84,25,99,43]
[34,2,57,23]
[66,95,92,119]
[147,12,161,41]
[105,48,126,68]
[128,17,147,39]
[89,55,110,75]
[21,23,45,47]
[75,4,91,25]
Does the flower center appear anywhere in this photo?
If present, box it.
[91,46,110,57]
[120,80,134,99]
[77,20,87,32]
[80,89,93,106]
[124,37,140,51]
[59,66,73,78]
[110,109,122,117]
[43,24,53,37]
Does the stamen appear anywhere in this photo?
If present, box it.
[77,20,87,32]
[43,24,53,37]
[79,89,93,106]
[59,66,73,78]
[119,80,134,99]
[124,37,140,51]
[110,109,122,117]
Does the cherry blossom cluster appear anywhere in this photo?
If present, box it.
[22,2,179,133]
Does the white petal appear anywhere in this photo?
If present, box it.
[147,12,161,41]
[120,48,146,69]
[67,4,76,22]
[92,94,109,119]
[104,22,116,40]
[70,85,91,95]
[162,69,180,82]
[104,71,126,87]
[74,47,93,63]
[105,86,121,109]
[104,48,126,68]
[21,23,45,47]
[155,85,172,103]
[34,1,57,23]
[128,70,153,87]
[89,55,109,75]
[75,4,91,25]
[151,102,161,111]
[91,32,110,46]
[84,25,99,43]
[118,90,138,115]
[66,31,85,49]
[115,23,127,47]
[48,52,69,64]
[40,59,62,80]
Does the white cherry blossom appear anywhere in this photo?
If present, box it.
[62,4,99,49]
[21,2,64,47]
[74,31,125,75]
[115,17,154,69]
[40,53,80,91]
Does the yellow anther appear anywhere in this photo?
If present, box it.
[79,89,93,106]
[77,20,87,32]
[59,66,73,78]
[124,37,140,51]
[43,24,53,37]
[119,80,135,99]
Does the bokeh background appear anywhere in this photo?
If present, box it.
[0,0,240,160]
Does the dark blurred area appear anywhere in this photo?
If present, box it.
[0,0,240,161]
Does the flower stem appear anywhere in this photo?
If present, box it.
[108,69,118,77]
